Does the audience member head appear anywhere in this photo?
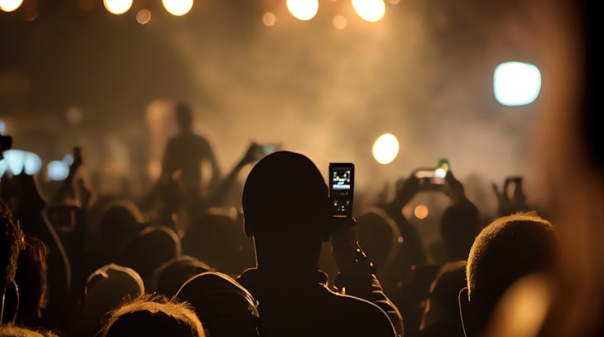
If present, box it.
[117,225,181,286]
[76,263,145,337]
[175,271,262,337]
[0,199,25,295]
[175,101,194,131]
[0,325,59,337]
[355,208,401,271]
[97,199,147,257]
[182,209,251,274]
[440,200,481,262]
[460,212,557,337]
[153,255,214,298]
[14,236,48,326]
[242,151,330,269]
[420,260,467,332]
[101,294,205,337]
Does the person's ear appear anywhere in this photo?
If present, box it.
[458,286,471,337]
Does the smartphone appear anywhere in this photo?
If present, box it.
[262,143,280,155]
[329,162,355,218]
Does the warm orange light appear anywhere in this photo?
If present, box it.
[263,12,276,26]
[162,0,194,16]
[333,15,347,30]
[136,9,152,25]
[103,0,132,15]
[286,0,319,21]
[0,0,23,12]
[414,204,429,219]
[352,0,386,22]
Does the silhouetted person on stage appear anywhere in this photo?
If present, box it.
[237,151,400,337]
[159,102,221,223]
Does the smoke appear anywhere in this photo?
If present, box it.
[157,0,540,205]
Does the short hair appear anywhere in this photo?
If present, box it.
[153,255,214,297]
[0,199,25,291]
[242,151,330,238]
[466,212,557,332]
[101,294,205,337]
[175,272,261,337]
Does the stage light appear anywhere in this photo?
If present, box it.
[263,12,276,26]
[0,150,42,176]
[47,161,70,181]
[162,0,194,16]
[372,133,399,165]
[137,9,152,25]
[333,15,347,30]
[286,0,319,21]
[494,61,541,106]
[352,0,385,23]
[103,0,132,15]
[414,204,429,219]
[0,0,23,12]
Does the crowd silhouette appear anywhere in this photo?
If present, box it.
[1,1,603,335]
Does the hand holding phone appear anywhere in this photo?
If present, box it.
[329,163,355,219]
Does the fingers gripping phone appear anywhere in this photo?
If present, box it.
[329,163,355,219]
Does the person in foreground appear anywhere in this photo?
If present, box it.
[236,150,401,337]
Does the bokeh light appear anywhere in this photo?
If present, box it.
[494,61,542,106]
[263,12,276,27]
[103,0,132,15]
[372,133,399,164]
[333,15,347,30]
[47,161,70,181]
[352,0,386,23]
[414,204,429,220]
[0,150,42,176]
[0,0,23,12]
[286,0,319,21]
[136,9,152,25]
[162,0,194,16]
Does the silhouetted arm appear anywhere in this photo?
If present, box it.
[331,219,404,337]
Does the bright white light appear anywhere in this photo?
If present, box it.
[352,0,386,23]
[1,150,42,176]
[103,0,132,15]
[372,133,399,165]
[435,168,447,178]
[286,0,319,21]
[494,61,542,106]
[47,161,70,181]
[162,0,194,16]
[0,0,24,12]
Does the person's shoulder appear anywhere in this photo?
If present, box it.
[323,288,397,336]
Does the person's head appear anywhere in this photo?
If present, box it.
[153,255,214,298]
[355,208,401,271]
[15,236,48,325]
[76,263,145,336]
[460,212,557,337]
[440,200,481,261]
[174,102,194,131]
[175,271,262,337]
[0,199,25,294]
[117,225,181,286]
[0,325,59,337]
[101,294,205,337]
[242,151,330,268]
[97,199,146,256]
[420,260,467,331]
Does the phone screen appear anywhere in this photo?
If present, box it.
[329,163,354,218]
